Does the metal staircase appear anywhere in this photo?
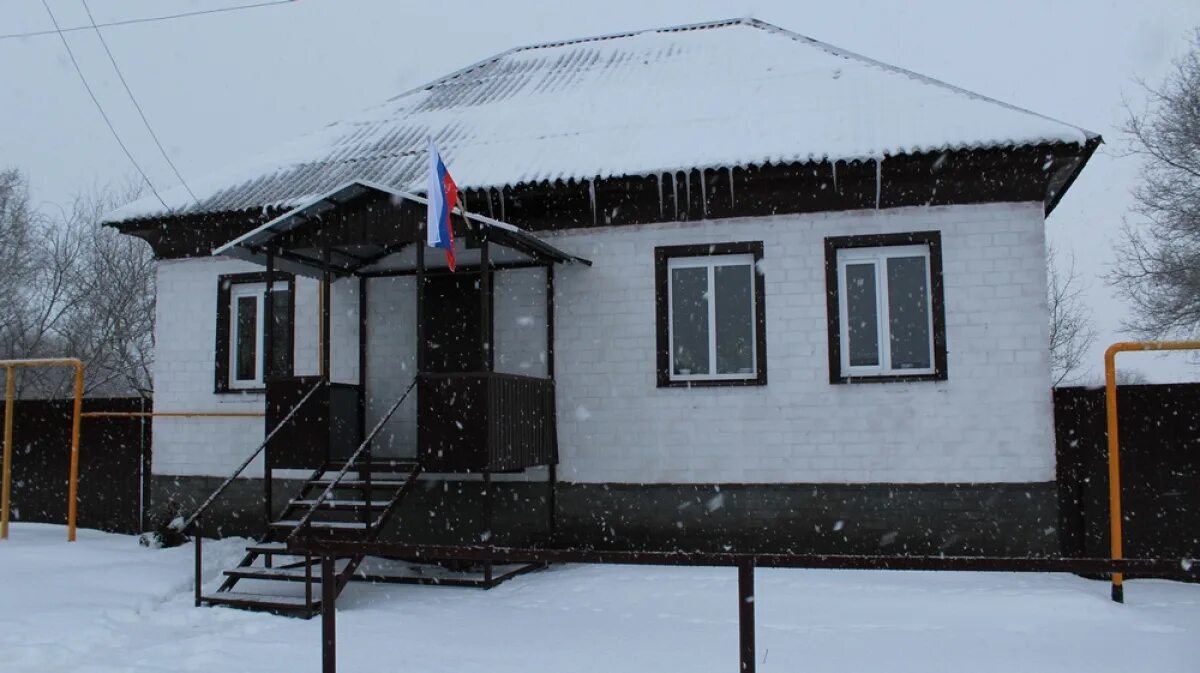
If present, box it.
[183,378,420,618]
[200,458,421,617]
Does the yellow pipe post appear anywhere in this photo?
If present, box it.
[0,358,85,542]
[1103,341,1200,603]
[1,366,14,539]
[67,362,83,542]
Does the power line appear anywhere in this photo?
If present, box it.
[1,1,297,41]
[79,0,198,204]
[40,0,169,210]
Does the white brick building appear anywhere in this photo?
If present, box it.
[108,19,1098,557]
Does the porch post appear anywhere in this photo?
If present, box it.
[480,223,494,581]
[264,248,275,526]
[359,275,370,525]
[416,228,426,373]
[321,238,332,381]
[546,264,557,541]
[358,277,368,440]
[546,264,555,379]
[265,248,276,379]
[480,226,493,372]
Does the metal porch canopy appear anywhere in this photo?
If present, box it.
[211,179,591,276]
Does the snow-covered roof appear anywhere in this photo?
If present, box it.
[105,17,1097,225]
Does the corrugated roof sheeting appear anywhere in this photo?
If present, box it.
[105,18,1096,224]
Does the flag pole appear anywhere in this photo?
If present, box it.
[457,193,474,236]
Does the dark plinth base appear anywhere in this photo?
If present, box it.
[151,476,1059,556]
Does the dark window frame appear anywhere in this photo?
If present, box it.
[215,271,295,394]
[655,241,767,388]
[824,231,947,384]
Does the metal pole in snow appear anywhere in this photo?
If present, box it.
[322,555,336,673]
[738,559,755,673]
[1,366,14,539]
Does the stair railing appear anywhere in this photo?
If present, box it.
[181,377,326,606]
[288,376,419,543]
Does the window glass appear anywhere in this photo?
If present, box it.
[235,295,258,381]
[845,263,880,367]
[714,264,754,374]
[671,266,710,376]
[886,256,931,369]
[270,287,291,378]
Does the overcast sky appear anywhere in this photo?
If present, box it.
[3,0,1199,382]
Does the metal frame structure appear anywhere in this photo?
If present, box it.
[0,358,84,541]
[0,356,276,543]
[294,540,1200,673]
[1103,340,1200,602]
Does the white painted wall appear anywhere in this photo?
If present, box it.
[152,258,362,477]
[547,202,1054,484]
[150,202,1053,484]
[152,257,268,477]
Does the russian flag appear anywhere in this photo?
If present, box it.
[426,138,458,271]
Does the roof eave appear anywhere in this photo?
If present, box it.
[1045,135,1102,216]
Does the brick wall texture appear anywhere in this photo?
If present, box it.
[152,201,1053,484]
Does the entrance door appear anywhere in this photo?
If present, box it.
[423,274,483,373]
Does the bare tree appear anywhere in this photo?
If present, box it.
[1049,245,1098,386]
[59,185,155,398]
[0,168,154,398]
[1111,29,1200,339]
[0,169,41,352]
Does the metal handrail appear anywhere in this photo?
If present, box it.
[288,376,418,541]
[177,378,326,534]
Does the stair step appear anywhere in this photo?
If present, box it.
[245,542,293,555]
[202,590,321,611]
[270,520,373,531]
[307,478,409,488]
[224,567,325,583]
[290,499,391,509]
[330,459,417,470]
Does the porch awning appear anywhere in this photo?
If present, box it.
[211,180,590,277]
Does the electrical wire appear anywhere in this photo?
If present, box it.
[79,0,199,204]
[1,1,297,41]
[40,0,169,210]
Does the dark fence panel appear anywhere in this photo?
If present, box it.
[418,372,557,472]
[1,397,151,534]
[1055,384,1200,565]
[489,373,556,472]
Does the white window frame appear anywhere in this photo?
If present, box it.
[666,253,758,383]
[227,281,289,390]
[228,283,265,390]
[836,244,935,378]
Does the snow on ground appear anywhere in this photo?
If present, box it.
[1,523,1197,673]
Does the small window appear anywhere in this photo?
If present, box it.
[655,242,766,387]
[215,273,294,392]
[825,232,946,383]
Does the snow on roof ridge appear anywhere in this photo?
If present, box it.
[495,16,1097,142]
[737,18,1099,141]
[388,18,755,102]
